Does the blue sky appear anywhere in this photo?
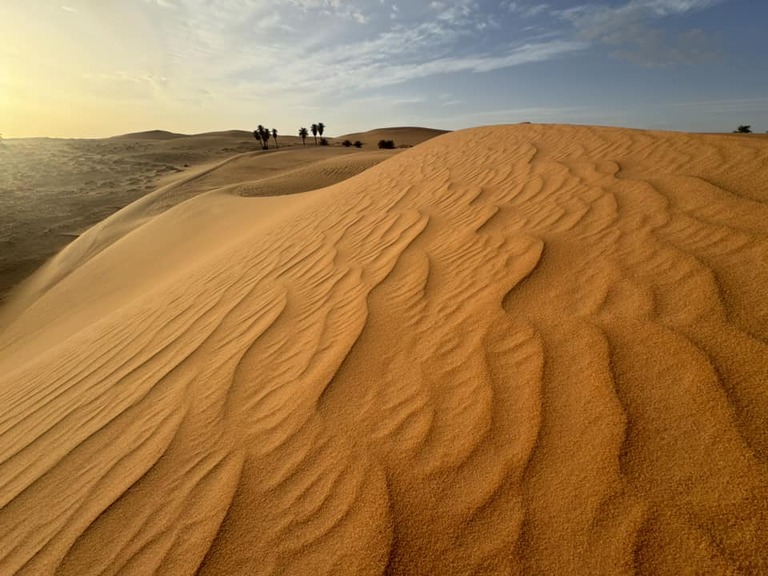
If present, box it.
[1,0,766,137]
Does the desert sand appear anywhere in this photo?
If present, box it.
[0,127,420,303]
[0,124,767,575]
[337,126,449,148]
[0,130,255,303]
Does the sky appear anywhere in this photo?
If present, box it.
[1,0,767,138]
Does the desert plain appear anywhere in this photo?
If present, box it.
[1,123,767,575]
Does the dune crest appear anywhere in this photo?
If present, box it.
[1,124,767,575]
[336,126,449,148]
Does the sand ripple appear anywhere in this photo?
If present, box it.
[1,125,767,574]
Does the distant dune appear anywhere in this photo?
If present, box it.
[0,131,255,302]
[0,128,371,301]
[192,129,253,139]
[1,124,767,575]
[110,129,188,140]
[337,126,449,147]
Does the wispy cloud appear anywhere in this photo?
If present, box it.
[82,71,171,101]
[130,0,584,100]
[502,1,551,18]
[261,35,585,93]
[665,97,768,113]
[3,0,754,137]
[560,0,722,37]
[286,0,370,23]
[613,27,722,66]
[558,0,726,65]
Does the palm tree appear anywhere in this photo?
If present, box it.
[311,123,318,146]
[271,128,278,148]
[299,127,308,146]
[317,122,325,141]
[253,129,262,148]
[257,124,268,149]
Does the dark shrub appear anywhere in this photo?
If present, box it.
[378,139,396,149]
[342,139,352,147]
[736,125,752,133]
[319,137,329,146]
[353,141,363,148]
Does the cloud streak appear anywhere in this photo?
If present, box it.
[557,0,726,65]
[2,0,756,137]
[136,0,585,98]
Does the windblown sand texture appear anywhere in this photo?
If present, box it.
[1,124,767,575]
[0,128,411,302]
[0,130,257,302]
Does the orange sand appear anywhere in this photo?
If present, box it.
[1,124,767,575]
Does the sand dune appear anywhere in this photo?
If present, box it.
[0,128,385,302]
[0,145,397,323]
[1,124,767,575]
[336,126,448,148]
[0,130,258,302]
[110,130,188,140]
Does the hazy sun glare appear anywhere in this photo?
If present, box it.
[1,0,767,138]
[0,2,180,138]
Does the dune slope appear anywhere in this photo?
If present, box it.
[0,145,394,324]
[0,130,257,302]
[1,124,768,575]
[336,126,448,148]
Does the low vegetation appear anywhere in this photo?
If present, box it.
[252,122,327,149]
[378,139,396,149]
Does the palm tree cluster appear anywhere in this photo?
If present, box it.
[252,122,327,149]
[304,122,325,146]
[253,125,278,149]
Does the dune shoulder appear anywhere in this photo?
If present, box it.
[1,124,767,575]
[0,127,432,305]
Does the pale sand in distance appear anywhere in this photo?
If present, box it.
[0,127,435,303]
[1,124,767,574]
[0,129,258,303]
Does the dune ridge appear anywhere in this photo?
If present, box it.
[1,124,767,574]
[0,146,397,326]
[336,126,449,148]
[0,130,258,302]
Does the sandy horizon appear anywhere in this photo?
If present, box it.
[0,127,444,304]
[1,123,767,575]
